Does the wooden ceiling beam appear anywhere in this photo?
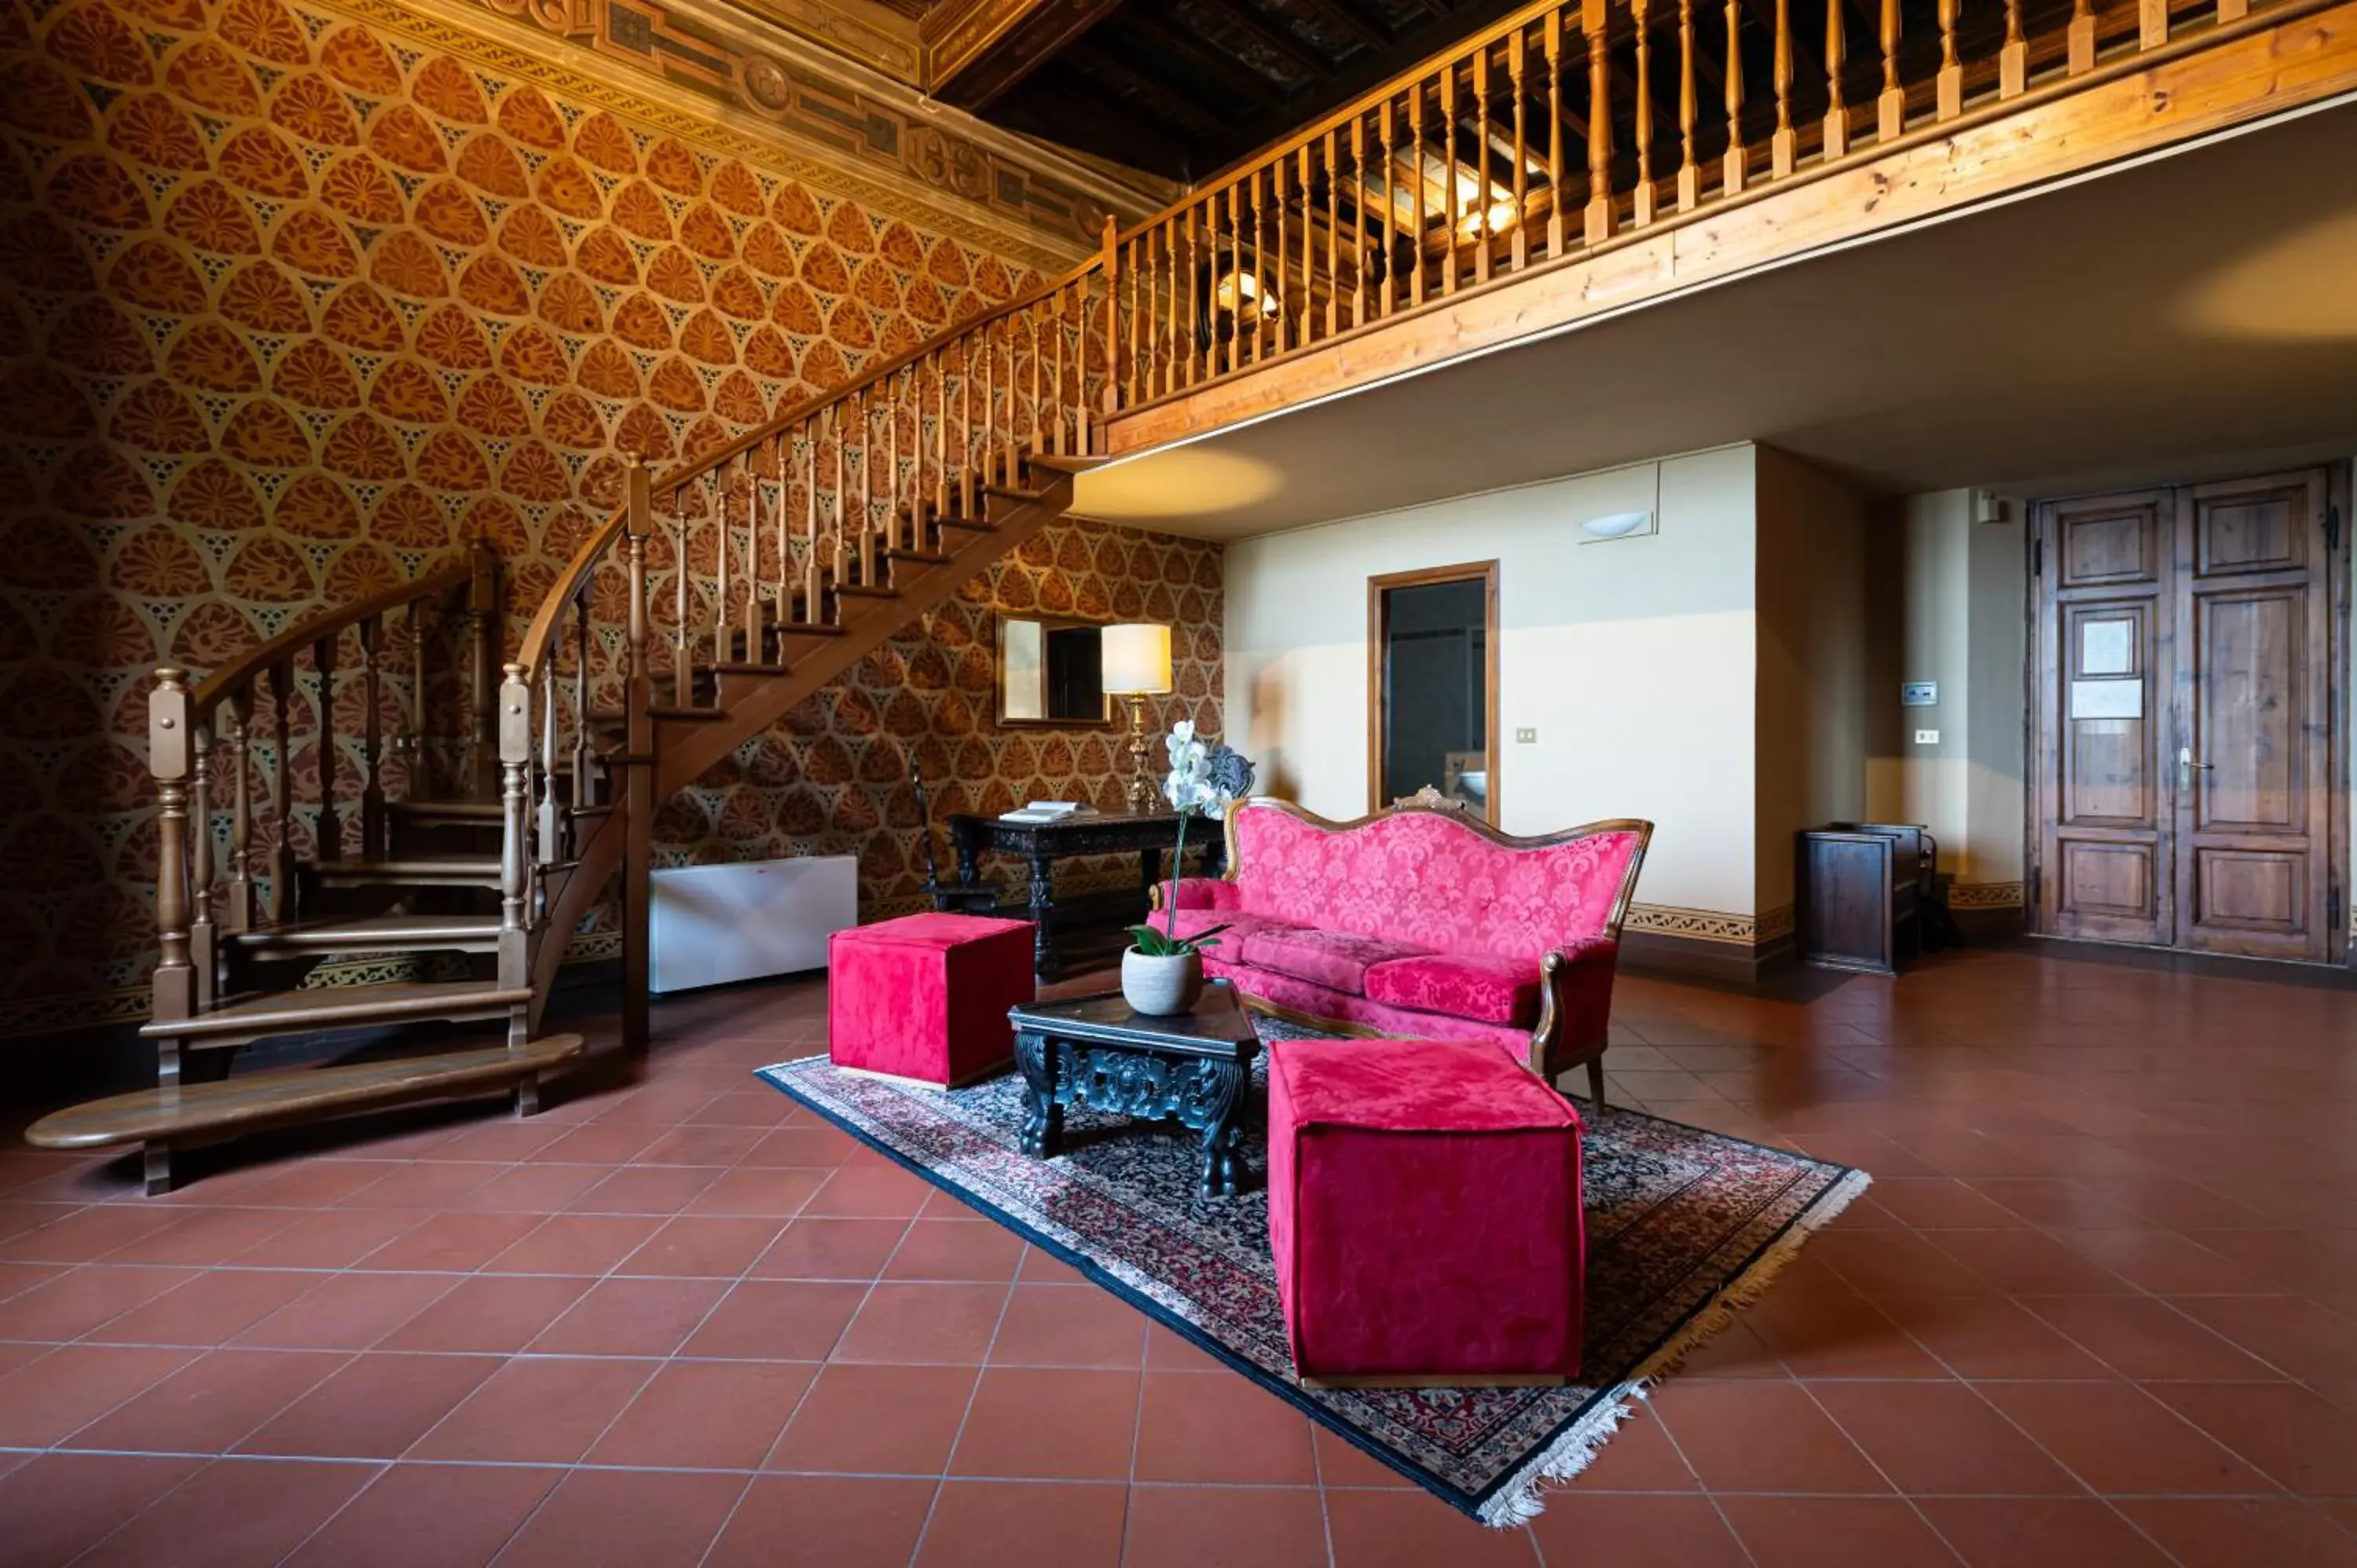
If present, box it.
[1197,0,1335,79]
[1065,39,1240,143]
[1291,0,1396,53]
[926,0,1127,109]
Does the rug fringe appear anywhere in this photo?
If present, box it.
[1475,1164,1874,1528]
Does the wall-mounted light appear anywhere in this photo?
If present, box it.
[1579,509,1654,541]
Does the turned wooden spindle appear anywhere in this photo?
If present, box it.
[1471,49,1494,285]
[1772,0,1797,175]
[467,546,497,797]
[1824,0,1849,159]
[1439,66,1461,290]
[625,461,651,684]
[1408,90,1429,304]
[805,425,824,620]
[189,717,214,1009]
[359,614,385,856]
[224,695,254,933]
[1346,117,1369,319]
[570,583,592,807]
[536,654,559,866]
[313,631,338,861]
[1725,0,1748,194]
[1937,0,1963,119]
[2142,0,2168,49]
[672,489,691,707]
[1585,0,1615,241]
[269,659,295,922]
[1878,0,1904,141]
[713,467,731,669]
[497,662,531,1050]
[1633,0,1655,225]
[1677,0,1700,211]
[1375,101,1399,313]
[1322,132,1342,332]
[1509,33,1531,268]
[2000,0,2027,95]
[1545,13,1567,255]
[1301,141,1320,335]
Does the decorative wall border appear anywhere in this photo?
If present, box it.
[401,0,1172,269]
[1625,903,1794,947]
[1948,881,2026,910]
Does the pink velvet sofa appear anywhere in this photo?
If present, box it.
[1161,797,1651,1101]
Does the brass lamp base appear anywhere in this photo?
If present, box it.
[1123,694,1157,815]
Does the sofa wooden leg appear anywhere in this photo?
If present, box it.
[1585,1057,1607,1109]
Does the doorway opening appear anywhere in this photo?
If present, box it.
[1369,562,1499,822]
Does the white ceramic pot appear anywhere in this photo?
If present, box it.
[1121,947,1204,1015]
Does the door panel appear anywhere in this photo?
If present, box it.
[2036,491,2172,946]
[2174,472,2333,959]
[2034,470,2343,960]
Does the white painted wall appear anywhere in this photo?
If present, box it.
[1224,445,1765,917]
[1865,489,2028,887]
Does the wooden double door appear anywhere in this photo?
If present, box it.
[2033,469,2346,961]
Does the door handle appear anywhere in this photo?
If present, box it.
[2178,746,2214,779]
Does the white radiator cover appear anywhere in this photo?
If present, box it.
[649,856,858,994]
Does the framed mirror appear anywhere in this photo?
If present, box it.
[1369,562,1498,822]
[998,617,1113,727]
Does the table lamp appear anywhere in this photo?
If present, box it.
[1101,622,1173,815]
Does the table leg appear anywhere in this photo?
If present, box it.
[954,826,981,889]
[1193,1057,1249,1199]
[1015,1031,1063,1157]
[1028,855,1058,980]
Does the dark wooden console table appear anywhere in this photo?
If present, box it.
[944,811,1226,980]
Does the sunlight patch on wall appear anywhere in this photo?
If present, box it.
[2183,207,2357,339]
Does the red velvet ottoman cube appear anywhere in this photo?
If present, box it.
[1266,1037,1585,1386]
[828,914,1036,1088]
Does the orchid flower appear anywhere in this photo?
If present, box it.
[1131,720,1259,957]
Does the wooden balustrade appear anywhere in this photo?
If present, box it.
[143,549,497,1040]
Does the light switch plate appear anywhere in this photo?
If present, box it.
[1514,727,1538,744]
[1915,729,1941,745]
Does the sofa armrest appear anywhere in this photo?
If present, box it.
[1153,877,1240,914]
[1529,936,1621,1088]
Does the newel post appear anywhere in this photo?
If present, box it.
[497,661,532,1047]
[148,669,195,1035]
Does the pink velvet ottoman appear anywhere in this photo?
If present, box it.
[1266,1036,1585,1387]
[828,913,1036,1088]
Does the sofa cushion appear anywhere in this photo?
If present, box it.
[1157,907,1288,953]
[1362,951,1541,1028]
[1238,925,1427,995]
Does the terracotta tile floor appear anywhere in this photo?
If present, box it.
[4,944,2357,1566]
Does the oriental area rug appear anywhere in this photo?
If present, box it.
[758,1021,1867,1526]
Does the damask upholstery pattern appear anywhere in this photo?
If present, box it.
[0,0,1222,1031]
[1224,808,1640,966]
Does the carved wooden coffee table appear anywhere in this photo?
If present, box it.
[1009,980,1261,1199]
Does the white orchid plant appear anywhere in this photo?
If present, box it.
[1127,720,1255,959]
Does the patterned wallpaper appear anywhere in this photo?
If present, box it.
[0,0,1222,1034]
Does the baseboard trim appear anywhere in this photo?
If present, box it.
[1621,929,1795,984]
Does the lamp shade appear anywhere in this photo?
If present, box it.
[1100,622,1173,695]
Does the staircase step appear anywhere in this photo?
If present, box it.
[586,705,727,724]
[886,548,954,566]
[1025,453,1109,474]
[25,1034,588,1154]
[982,484,1048,505]
[385,798,501,825]
[304,856,503,889]
[140,980,533,1043]
[935,516,999,533]
[231,914,504,958]
[834,583,898,600]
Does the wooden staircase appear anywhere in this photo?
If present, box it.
[30,266,1114,1192]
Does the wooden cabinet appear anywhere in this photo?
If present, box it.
[1798,822,1945,973]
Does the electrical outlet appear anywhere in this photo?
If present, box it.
[1914,729,1941,746]
[1514,727,1538,744]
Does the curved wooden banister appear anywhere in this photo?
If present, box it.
[515,248,1109,683]
[190,547,489,718]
